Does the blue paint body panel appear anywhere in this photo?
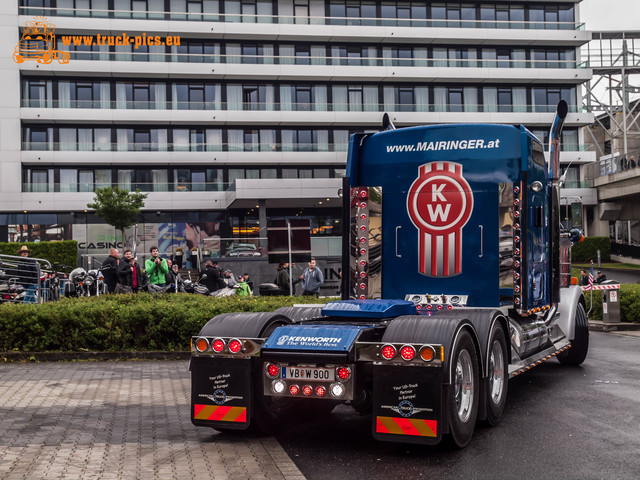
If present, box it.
[322,299,417,318]
[347,123,548,309]
[263,324,372,351]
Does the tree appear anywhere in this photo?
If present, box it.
[87,187,148,250]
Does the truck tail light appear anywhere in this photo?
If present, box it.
[381,344,396,360]
[211,338,225,352]
[315,386,326,397]
[228,338,242,353]
[330,383,345,398]
[302,385,313,396]
[272,380,286,394]
[400,345,416,361]
[195,337,209,352]
[289,384,299,395]
[336,366,351,380]
[419,346,435,362]
[265,363,280,378]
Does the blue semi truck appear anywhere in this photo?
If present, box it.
[190,102,588,447]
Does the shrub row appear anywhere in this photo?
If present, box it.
[0,240,78,270]
[583,283,640,323]
[0,294,329,352]
[571,236,611,263]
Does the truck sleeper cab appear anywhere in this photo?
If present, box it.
[190,107,588,448]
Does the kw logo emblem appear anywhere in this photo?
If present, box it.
[407,162,474,277]
[13,17,70,65]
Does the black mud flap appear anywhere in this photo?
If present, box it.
[190,356,252,430]
[372,365,443,445]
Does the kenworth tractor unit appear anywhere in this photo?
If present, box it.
[190,101,588,448]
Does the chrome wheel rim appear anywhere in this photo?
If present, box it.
[489,339,505,404]
[454,349,474,422]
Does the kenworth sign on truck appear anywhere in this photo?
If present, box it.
[190,102,588,447]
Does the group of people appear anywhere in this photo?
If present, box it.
[275,257,324,296]
[579,269,607,286]
[198,259,253,296]
[101,246,181,293]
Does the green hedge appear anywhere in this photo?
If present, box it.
[0,240,78,270]
[0,294,331,353]
[583,284,640,323]
[570,236,611,263]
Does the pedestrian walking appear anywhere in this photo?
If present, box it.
[300,257,324,296]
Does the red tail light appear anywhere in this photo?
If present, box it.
[266,363,280,378]
[400,345,416,361]
[336,366,351,380]
[315,386,326,397]
[381,344,396,360]
[289,384,299,395]
[302,385,313,396]
[228,339,242,353]
[212,338,225,352]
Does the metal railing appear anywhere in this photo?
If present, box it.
[21,98,587,113]
[20,50,583,68]
[19,6,585,30]
[22,181,235,193]
[0,253,52,304]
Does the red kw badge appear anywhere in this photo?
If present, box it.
[407,162,474,277]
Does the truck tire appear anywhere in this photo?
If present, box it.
[484,323,508,426]
[447,329,479,448]
[558,303,589,366]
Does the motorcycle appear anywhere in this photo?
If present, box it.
[0,269,26,304]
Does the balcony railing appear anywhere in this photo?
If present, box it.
[26,50,583,68]
[21,141,347,152]
[21,100,588,114]
[19,6,585,30]
[22,181,234,193]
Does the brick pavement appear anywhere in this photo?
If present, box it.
[0,361,305,480]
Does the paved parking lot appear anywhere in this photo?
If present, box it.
[0,361,304,480]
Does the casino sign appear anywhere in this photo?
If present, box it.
[407,162,474,277]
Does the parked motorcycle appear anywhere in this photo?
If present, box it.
[0,269,26,304]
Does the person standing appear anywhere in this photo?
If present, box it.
[276,262,299,295]
[145,246,169,287]
[224,269,238,288]
[243,272,254,292]
[579,270,589,286]
[16,245,39,303]
[117,249,141,293]
[300,257,324,296]
[101,248,120,293]
[235,275,252,296]
[200,260,225,292]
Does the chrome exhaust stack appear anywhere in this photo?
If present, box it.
[548,100,568,182]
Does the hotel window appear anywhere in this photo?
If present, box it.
[29,169,50,193]
[329,1,376,26]
[60,169,78,192]
[293,0,309,24]
[24,79,52,108]
[497,88,512,113]
[25,127,52,151]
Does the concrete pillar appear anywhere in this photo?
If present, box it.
[258,200,267,248]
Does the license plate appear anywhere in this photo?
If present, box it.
[282,366,334,382]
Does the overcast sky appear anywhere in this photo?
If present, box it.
[580,0,637,31]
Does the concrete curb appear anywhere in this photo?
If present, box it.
[588,320,640,332]
[1,350,190,362]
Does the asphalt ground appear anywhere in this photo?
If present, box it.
[0,361,304,480]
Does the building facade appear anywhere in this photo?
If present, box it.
[1,0,594,265]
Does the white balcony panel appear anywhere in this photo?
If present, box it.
[379,112,593,128]
[227,178,342,208]
[29,15,590,47]
[18,191,229,212]
[18,60,590,85]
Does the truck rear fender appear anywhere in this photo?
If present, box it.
[198,311,294,339]
[380,315,482,385]
[556,285,586,341]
